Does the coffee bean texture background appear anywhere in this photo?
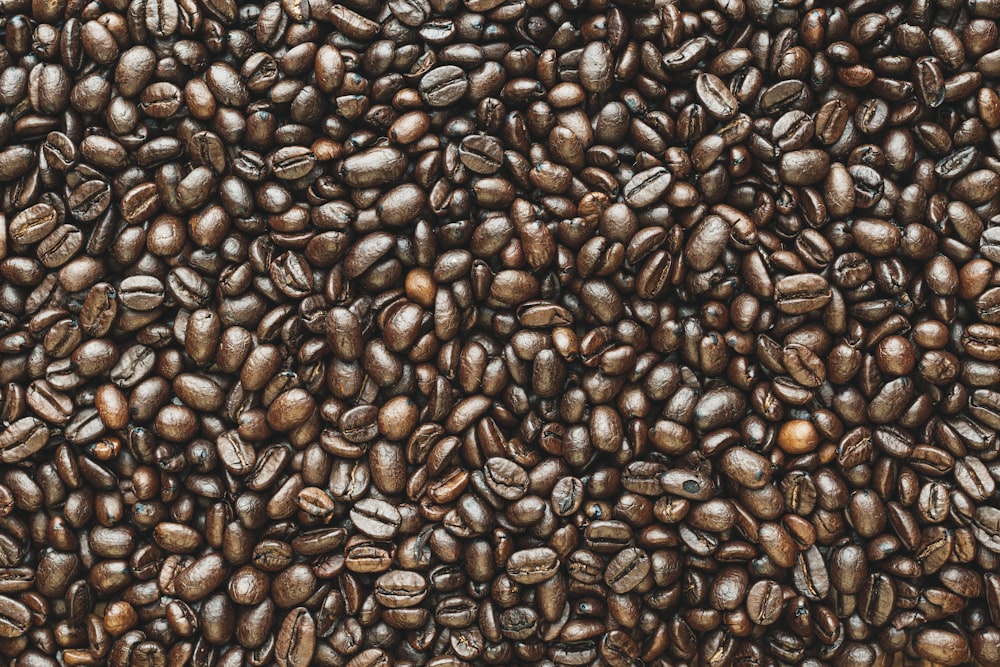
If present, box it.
[1,0,1000,665]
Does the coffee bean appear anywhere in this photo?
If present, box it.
[9,204,58,245]
[268,146,317,181]
[779,149,830,186]
[695,73,738,120]
[622,167,671,208]
[174,553,228,604]
[0,595,31,637]
[747,580,784,626]
[374,570,429,608]
[777,419,820,455]
[118,275,165,311]
[774,273,833,314]
[419,66,469,107]
[276,607,315,667]
[604,547,650,594]
[458,135,504,175]
[153,522,204,554]
[0,417,50,463]
[387,0,430,26]
[484,457,528,500]
[914,628,971,666]
[349,498,402,540]
[792,546,830,601]
[26,380,73,425]
[507,548,559,585]
[0,146,36,181]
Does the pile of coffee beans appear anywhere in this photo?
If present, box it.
[5,0,1000,664]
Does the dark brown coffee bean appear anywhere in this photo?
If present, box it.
[695,73,738,120]
[779,150,830,186]
[27,380,72,425]
[174,553,228,604]
[374,571,429,608]
[349,498,402,540]
[0,417,50,463]
[484,457,528,500]
[623,167,671,208]
[419,66,468,107]
[507,548,559,584]
[268,146,317,181]
[914,628,971,666]
[0,147,36,181]
[973,506,1000,552]
[580,41,613,93]
[792,546,830,601]
[747,580,784,625]
[276,607,315,667]
[685,215,730,271]
[774,274,833,314]
[458,135,503,175]
[10,204,58,245]
[0,595,31,637]
[604,547,650,594]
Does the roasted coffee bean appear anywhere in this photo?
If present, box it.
[0,147,35,181]
[0,595,31,637]
[419,66,468,107]
[459,135,504,175]
[623,167,671,208]
[747,580,784,626]
[604,547,650,594]
[276,607,315,667]
[774,274,833,314]
[507,548,560,584]
[914,628,971,666]
[339,148,407,188]
[9,204,58,245]
[349,498,402,540]
[484,457,529,500]
[0,417,50,463]
[695,73,738,120]
[374,571,429,608]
